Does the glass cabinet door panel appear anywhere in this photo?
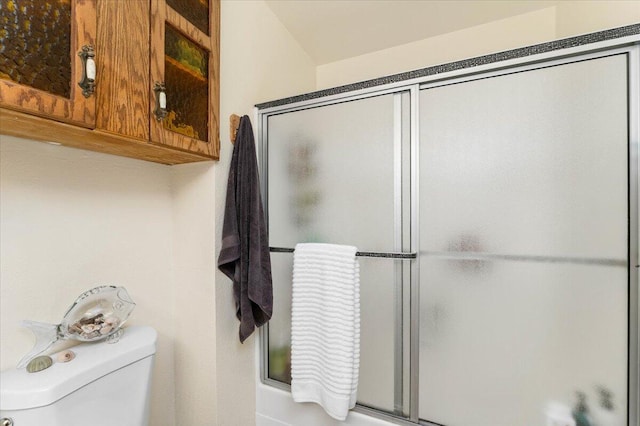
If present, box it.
[166,0,209,35]
[0,0,96,127]
[0,0,72,98]
[418,55,629,425]
[149,0,219,159]
[163,24,208,142]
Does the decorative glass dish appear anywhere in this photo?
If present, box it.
[17,286,136,369]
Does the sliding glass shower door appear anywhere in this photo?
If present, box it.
[265,93,411,414]
[418,54,630,426]
[259,45,637,426]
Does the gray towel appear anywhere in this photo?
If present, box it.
[218,115,273,342]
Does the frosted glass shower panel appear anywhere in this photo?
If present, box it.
[268,253,294,384]
[418,55,629,425]
[419,55,628,259]
[267,95,396,250]
[419,259,628,426]
[267,253,398,411]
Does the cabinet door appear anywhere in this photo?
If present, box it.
[149,0,220,159]
[0,0,96,128]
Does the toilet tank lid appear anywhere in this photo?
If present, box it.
[0,325,157,411]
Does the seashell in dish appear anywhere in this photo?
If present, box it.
[100,325,113,335]
[55,349,76,363]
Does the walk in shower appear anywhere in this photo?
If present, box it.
[257,29,639,426]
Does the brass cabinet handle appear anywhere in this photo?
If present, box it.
[77,45,96,98]
[153,81,168,121]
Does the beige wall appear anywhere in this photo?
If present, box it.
[1,1,637,425]
[316,7,556,89]
[0,2,314,426]
[0,138,179,425]
[555,0,640,38]
[214,1,315,425]
[316,1,640,89]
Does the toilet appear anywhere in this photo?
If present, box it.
[0,325,157,426]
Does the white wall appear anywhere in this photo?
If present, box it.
[0,2,315,426]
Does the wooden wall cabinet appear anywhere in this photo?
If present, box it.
[0,0,220,165]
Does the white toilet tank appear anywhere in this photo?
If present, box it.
[0,325,157,426]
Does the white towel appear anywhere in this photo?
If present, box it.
[290,243,360,421]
